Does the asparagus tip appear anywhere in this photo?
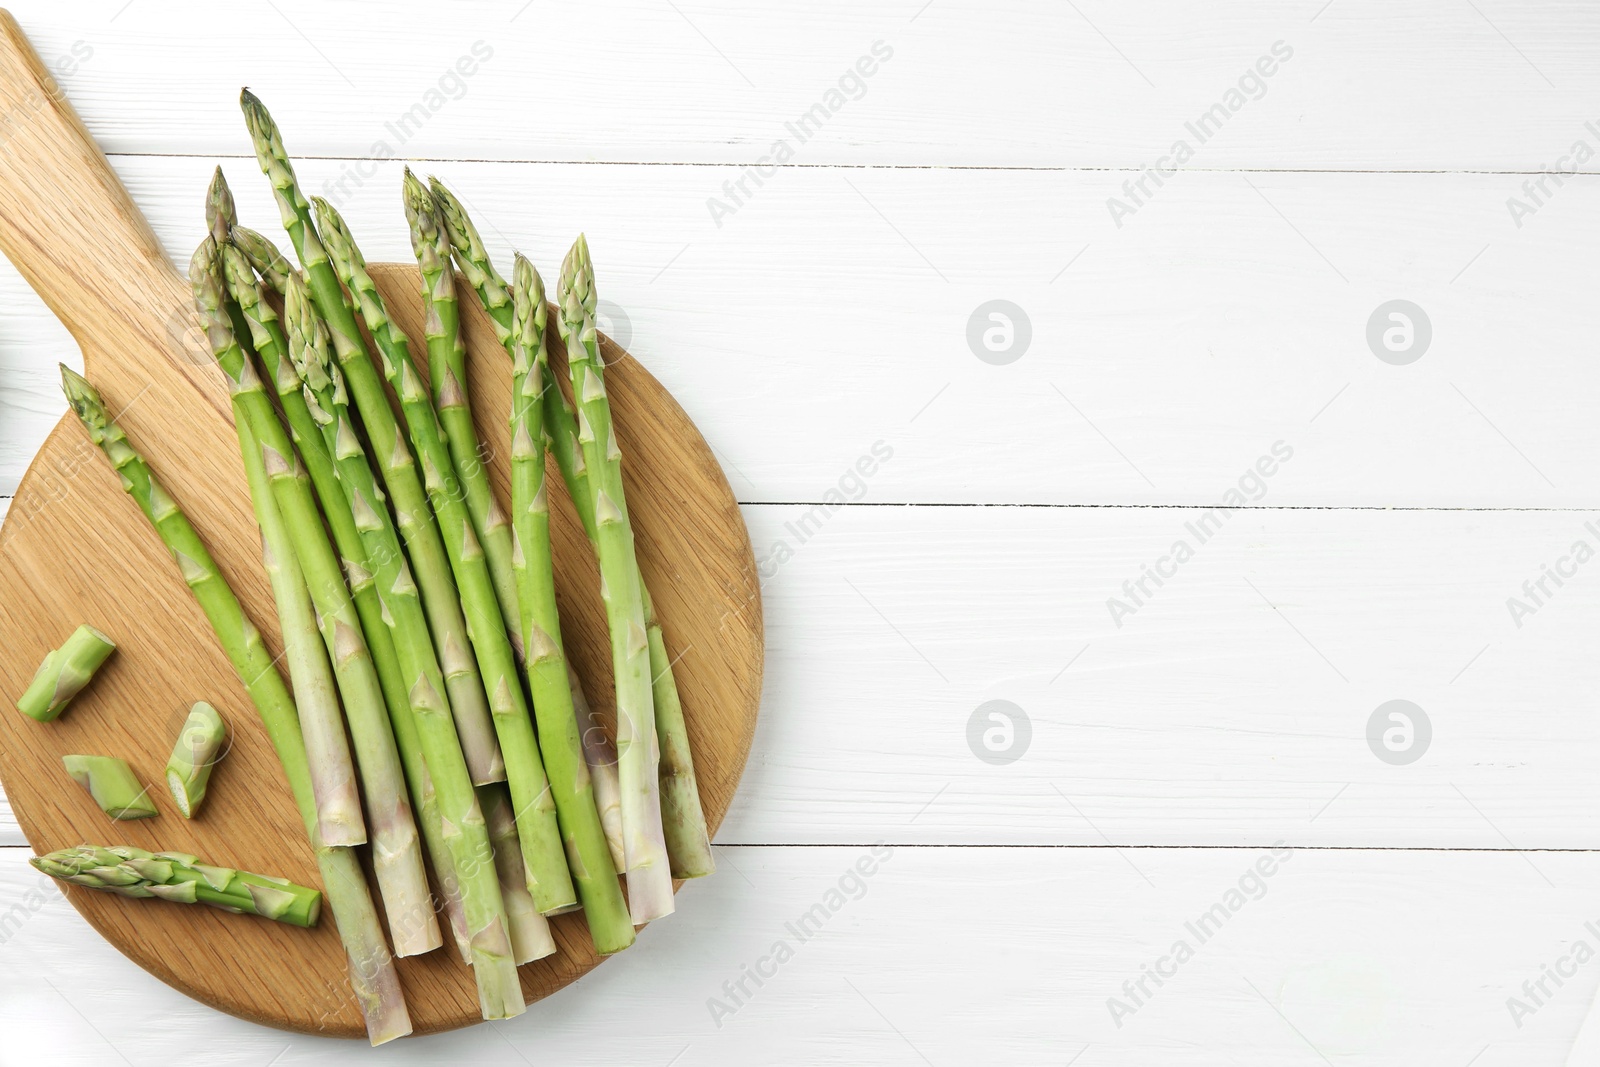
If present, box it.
[205,167,235,244]
[59,362,90,399]
[187,233,219,286]
[511,254,546,340]
[426,175,462,217]
[59,366,107,430]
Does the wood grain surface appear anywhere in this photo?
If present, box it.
[0,9,762,1038]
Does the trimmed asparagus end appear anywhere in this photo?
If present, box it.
[16,624,116,722]
[165,701,229,818]
[62,755,157,820]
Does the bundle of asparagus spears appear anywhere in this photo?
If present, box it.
[57,90,714,1044]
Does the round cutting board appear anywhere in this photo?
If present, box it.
[0,10,762,1039]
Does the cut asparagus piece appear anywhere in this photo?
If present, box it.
[309,195,574,915]
[62,755,157,820]
[570,663,626,871]
[287,275,525,1017]
[509,255,633,952]
[238,92,505,789]
[165,702,228,819]
[402,169,522,660]
[34,844,321,927]
[556,235,673,922]
[17,624,116,723]
[191,236,439,957]
[61,366,409,1044]
[478,784,555,963]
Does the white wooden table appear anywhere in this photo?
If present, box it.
[3,1,1598,1062]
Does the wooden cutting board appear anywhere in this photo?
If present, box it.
[0,10,762,1038]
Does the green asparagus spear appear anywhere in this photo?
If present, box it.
[62,755,157,820]
[308,196,574,915]
[238,92,506,791]
[191,236,439,956]
[510,256,633,952]
[545,360,714,878]
[60,367,409,1044]
[34,844,322,926]
[213,184,397,851]
[432,178,712,879]
[16,624,116,722]
[401,169,522,660]
[164,701,227,818]
[286,274,530,1013]
[211,177,414,812]
[557,236,674,922]
[217,226,469,949]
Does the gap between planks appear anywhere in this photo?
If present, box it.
[7,496,1600,516]
[10,842,1600,853]
[98,152,1600,177]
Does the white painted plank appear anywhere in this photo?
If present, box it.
[6,505,1600,848]
[9,0,1600,171]
[0,159,1596,505]
[0,844,1594,1064]
[710,504,1600,849]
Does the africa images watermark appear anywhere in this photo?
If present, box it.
[1106,40,1295,229]
[1505,918,1600,1029]
[1106,441,1295,628]
[0,38,92,154]
[1503,516,1600,629]
[707,40,896,228]
[318,40,495,208]
[0,872,60,946]
[1107,843,1294,1029]
[706,843,895,1028]
[1502,120,1600,230]
[757,440,895,580]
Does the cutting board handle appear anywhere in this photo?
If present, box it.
[0,9,191,372]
